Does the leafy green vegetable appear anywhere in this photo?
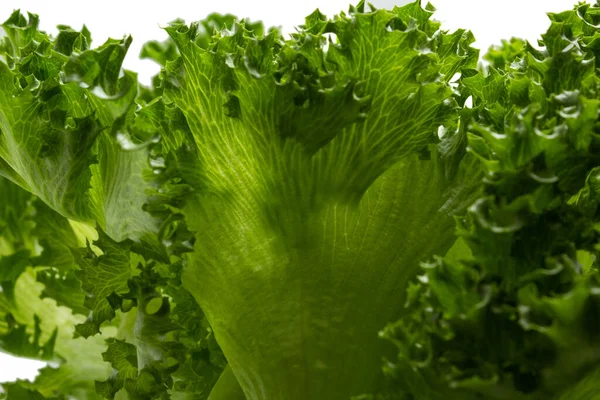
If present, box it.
[381,2,600,399]
[151,2,480,398]
[1,1,600,400]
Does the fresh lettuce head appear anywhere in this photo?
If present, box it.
[0,1,599,400]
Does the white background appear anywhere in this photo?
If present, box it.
[0,0,587,384]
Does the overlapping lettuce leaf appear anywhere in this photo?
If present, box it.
[0,10,162,250]
[0,12,224,400]
[0,176,111,400]
[7,2,600,400]
[136,1,481,398]
[381,3,600,399]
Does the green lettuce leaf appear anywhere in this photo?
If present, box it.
[7,2,600,399]
[0,10,161,250]
[382,3,600,399]
[146,1,481,398]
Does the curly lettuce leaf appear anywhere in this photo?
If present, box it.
[382,3,600,399]
[142,1,482,398]
[1,269,112,400]
[0,176,110,399]
[0,11,161,251]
